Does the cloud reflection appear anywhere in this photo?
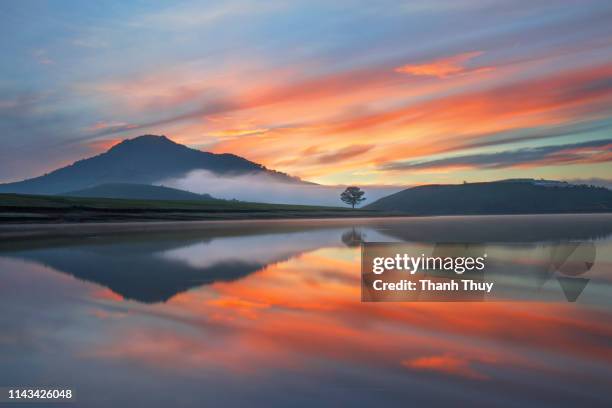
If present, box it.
[0,218,611,406]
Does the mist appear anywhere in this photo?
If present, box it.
[566,178,612,189]
[159,170,402,206]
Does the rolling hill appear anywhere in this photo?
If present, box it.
[0,135,305,195]
[364,179,612,215]
[0,192,363,223]
[62,183,213,201]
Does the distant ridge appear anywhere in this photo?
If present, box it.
[61,183,214,201]
[0,135,306,195]
[365,179,612,215]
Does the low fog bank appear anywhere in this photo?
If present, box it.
[159,170,402,206]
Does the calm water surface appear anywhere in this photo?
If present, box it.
[0,215,611,407]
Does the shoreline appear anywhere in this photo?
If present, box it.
[2,213,611,241]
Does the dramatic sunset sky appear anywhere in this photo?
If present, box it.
[1,0,611,186]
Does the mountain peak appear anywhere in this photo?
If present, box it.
[128,134,171,142]
[109,134,177,151]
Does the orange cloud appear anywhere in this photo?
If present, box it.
[206,128,269,138]
[91,288,124,302]
[86,138,123,152]
[314,145,374,164]
[86,121,136,132]
[402,354,489,380]
[395,51,491,78]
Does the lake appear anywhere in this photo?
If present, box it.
[0,214,611,407]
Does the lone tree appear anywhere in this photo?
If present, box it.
[340,186,366,209]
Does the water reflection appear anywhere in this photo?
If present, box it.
[1,227,393,303]
[0,215,611,407]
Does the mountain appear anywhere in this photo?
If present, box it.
[61,183,214,201]
[364,179,612,215]
[0,135,304,195]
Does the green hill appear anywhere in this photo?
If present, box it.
[0,192,362,223]
[62,183,213,201]
[365,179,612,215]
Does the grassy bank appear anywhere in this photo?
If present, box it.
[0,193,373,223]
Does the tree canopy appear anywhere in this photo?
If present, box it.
[340,186,366,208]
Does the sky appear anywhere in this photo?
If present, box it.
[1,0,611,186]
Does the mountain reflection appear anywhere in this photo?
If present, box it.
[0,227,395,303]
